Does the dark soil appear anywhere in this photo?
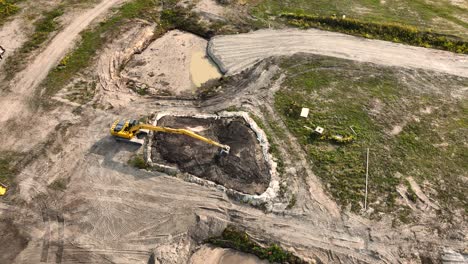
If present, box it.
[151,116,271,195]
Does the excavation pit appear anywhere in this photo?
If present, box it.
[151,115,271,195]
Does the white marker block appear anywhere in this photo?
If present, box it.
[300,108,309,118]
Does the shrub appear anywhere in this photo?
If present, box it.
[207,225,307,263]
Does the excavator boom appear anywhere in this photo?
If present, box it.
[110,119,230,153]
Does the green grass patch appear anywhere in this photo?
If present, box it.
[48,178,67,191]
[251,0,468,40]
[0,152,23,186]
[128,154,148,169]
[279,13,468,54]
[0,0,21,25]
[274,55,467,216]
[207,225,306,263]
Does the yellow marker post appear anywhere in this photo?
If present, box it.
[0,185,7,196]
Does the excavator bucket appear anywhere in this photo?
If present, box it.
[220,146,230,155]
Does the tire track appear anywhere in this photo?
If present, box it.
[208,28,468,78]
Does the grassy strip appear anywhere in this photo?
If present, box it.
[41,0,160,97]
[251,0,468,40]
[207,225,306,264]
[0,152,24,187]
[274,55,467,218]
[281,12,468,53]
[0,0,21,25]
[3,7,64,80]
[279,13,468,54]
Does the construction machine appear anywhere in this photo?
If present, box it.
[110,119,230,154]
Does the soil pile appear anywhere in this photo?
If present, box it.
[151,116,270,195]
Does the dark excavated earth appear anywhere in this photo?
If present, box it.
[151,116,271,195]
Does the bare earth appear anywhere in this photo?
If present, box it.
[122,30,220,96]
[208,28,468,77]
[0,1,467,263]
[190,245,268,264]
[0,0,125,123]
[0,19,27,67]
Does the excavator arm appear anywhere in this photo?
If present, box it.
[131,124,230,152]
[110,119,230,153]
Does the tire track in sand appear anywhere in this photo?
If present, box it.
[208,28,468,78]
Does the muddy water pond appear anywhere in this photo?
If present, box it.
[190,51,222,87]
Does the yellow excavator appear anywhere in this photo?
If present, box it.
[110,119,230,154]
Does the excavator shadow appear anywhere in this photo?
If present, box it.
[88,136,164,180]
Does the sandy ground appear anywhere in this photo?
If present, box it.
[0,19,27,67]
[122,30,221,96]
[190,245,269,264]
[0,0,126,124]
[208,28,468,77]
[0,1,467,263]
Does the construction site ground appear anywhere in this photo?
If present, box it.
[0,0,467,263]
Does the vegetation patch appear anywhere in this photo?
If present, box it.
[160,6,213,39]
[251,0,468,41]
[48,178,67,191]
[207,225,306,263]
[274,55,467,218]
[3,6,64,81]
[0,0,21,25]
[279,13,468,54]
[128,154,148,170]
[0,152,24,187]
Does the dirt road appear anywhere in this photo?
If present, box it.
[208,28,468,77]
[0,0,125,123]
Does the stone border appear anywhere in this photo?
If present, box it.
[145,111,280,207]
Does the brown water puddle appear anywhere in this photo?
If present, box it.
[190,51,222,87]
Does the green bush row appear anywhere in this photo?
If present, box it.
[279,13,468,54]
[207,225,307,263]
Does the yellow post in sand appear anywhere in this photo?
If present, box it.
[0,183,7,196]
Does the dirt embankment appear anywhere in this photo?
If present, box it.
[0,0,125,123]
[189,245,268,264]
[208,28,468,77]
[152,116,271,195]
[122,30,221,96]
